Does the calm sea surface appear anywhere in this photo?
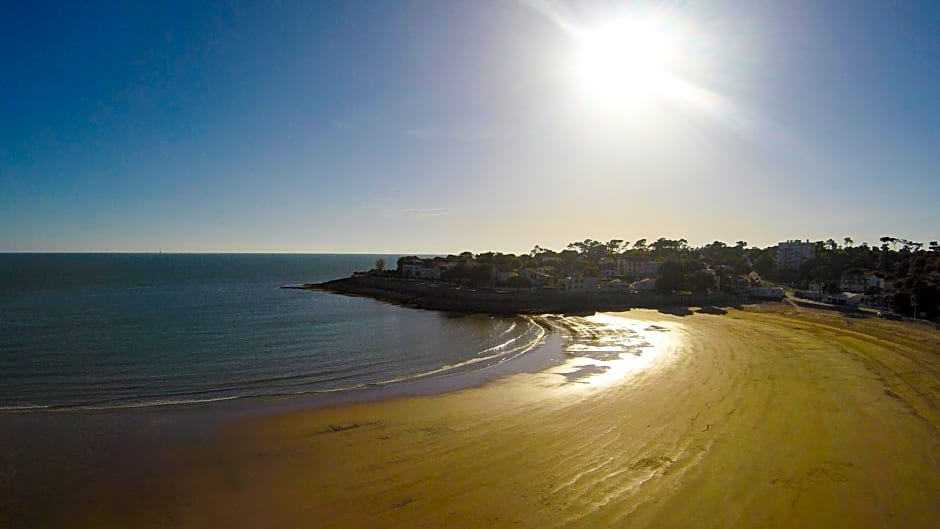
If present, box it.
[0,254,543,411]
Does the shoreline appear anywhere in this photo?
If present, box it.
[4,305,939,528]
[0,314,565,417]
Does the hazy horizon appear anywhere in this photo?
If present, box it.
[0,232,930,257]
[2,1,938,253]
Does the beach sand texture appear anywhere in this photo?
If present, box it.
[5,305,940,528]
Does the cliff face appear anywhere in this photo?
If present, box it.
[305,275,731,315]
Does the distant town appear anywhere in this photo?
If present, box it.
[369,237,939,320]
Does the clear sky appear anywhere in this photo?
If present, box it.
[1,1,938,253]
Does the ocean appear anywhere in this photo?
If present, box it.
[0,254,545,411]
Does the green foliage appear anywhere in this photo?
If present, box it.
[656,260,685,293]
[687,270,716,294]
[393,234,940,319]
[785,237,940,318]
[566,239,607,261]
[505,275,532,288]
[606,239,624,256]
[441,263,493,288]
[649,238,688,259]
[754,253,775,278]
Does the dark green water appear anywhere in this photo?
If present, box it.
[0,254,543,411]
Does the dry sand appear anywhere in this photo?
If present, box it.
[4,305,940,528]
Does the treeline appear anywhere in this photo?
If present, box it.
[387,236,939,319]
[552,237,940,318]
[769,237,940,318]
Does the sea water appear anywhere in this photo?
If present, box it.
[0,254,544,411]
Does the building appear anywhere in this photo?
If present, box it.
[401,263,441,280]
[617,258,659,279]
[826,292,864,307]
[776,240,816,270]
[559,276,598,292]
[749,286,785,299]
[840,273,885,293]
[518,268,552,287]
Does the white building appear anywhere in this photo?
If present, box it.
[776,240,816,270]
[840,273,884,293]
[617,258,659,278]
[559,276,598,292]
[401,263,441,280]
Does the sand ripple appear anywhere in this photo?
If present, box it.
[5,306,940,529]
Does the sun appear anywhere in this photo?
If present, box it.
[575,17,677,105]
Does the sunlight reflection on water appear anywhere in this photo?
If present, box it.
[547,313,678,388]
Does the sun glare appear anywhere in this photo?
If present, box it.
[576,17,678,105]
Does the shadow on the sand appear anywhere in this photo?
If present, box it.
[658,302,744,317]
[557,363,610,384]
[658,306,693,317]
[696,305,728,315]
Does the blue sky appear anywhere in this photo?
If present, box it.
[1,0,937,253]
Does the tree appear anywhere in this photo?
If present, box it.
[558,249,579,275]
[475,252,495,266]
[702,241,728,266]
[374,259,385,273]
[650,238,687,258]
[880,236,898,251]
[606,239,624,257]
[505,275,531,288]
[656,260,685,293]
[688,270,717,294]
[754,252,777,278]
[468,265,494,288]
[567,239,605,261]
[633,239,648,252]
[582,262,600,277]
[844,237,854,247]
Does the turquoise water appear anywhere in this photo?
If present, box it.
[0,254,544,411]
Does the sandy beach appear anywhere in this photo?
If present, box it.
[3,304,939,528]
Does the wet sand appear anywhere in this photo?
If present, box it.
[3,305,940,528]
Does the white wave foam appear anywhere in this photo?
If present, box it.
[0,404,50,411]
[311,316,549,392]
[68,396,240,411]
